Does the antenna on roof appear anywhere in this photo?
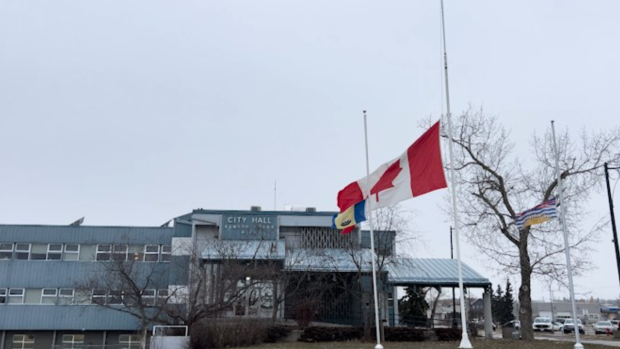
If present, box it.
[69,217,84,226]
[160,220,172,228]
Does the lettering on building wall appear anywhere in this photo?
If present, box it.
[221,215,278,240]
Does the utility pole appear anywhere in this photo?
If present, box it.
[604,162,620,289]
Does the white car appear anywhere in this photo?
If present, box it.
[532,317,554,332]
[593,321,615,334]
[552,322,562,331]
[562,319,585,334]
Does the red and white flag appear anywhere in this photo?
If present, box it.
[337,121,447,212]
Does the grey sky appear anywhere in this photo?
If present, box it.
[1,1,619,301]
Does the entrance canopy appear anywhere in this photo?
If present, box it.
[386,258,491,288]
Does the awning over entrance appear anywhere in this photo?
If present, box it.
[386,258,491,288]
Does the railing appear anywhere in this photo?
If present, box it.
[51,345,140,349]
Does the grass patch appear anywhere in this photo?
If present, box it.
[230,339,613,349]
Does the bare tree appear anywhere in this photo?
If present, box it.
[442,108,620,339]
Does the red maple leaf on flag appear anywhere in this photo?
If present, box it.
[370,159,402,201]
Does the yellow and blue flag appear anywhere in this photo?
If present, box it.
[332,200,366,234]
[515,197,558,230]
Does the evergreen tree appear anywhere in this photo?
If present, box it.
[491,284,503,324]
[398,286,429,326]
[501,278,516,324]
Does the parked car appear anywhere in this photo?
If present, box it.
[611,319,620,329]
[562,319,585,334]
[532,317,554,332]
[552,322,562,331]
[594,321,615,334]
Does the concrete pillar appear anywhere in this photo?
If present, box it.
[483,286,493,339]
[392,286,399,326]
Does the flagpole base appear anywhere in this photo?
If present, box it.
[459,333,473,349]
[573,343,584,349]
[374,344,384,349]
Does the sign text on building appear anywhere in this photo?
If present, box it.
[220,215,278,240]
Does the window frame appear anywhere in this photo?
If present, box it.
[8,288,25,304]
[0,288,6,304]
[119,334,142,349]
[59,288,75,305]
[47,243,63,260]
[112,244,128,261]
[62,334,85,348]
[144,245,159,262]
[96,244,111,261]
[161,245,171,262]
[14,243,31,260]
[12,334,35,349]
[0,243,13,260]
[63,244,80,261]
[41,288,58,305]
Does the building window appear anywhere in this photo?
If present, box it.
[41,288,57,305]
[59,288,74,305]
[30,244,47,260]
[161,245,171,262]
[47,244,63,260]
[119,334,141,349]
[129,245,143,261]
[96,245,111,261]
[112,244,128,261]
[0,288,6,304]
[144,245,159,262]
[8,288,24,304]
[157,289,169,305]
[142,289,156,306]
[12,334,35,349]
[62,334,85,348]
[108,290,123,305]
[92,289,107,304]
[64,244,80,261]
[0,243,14,260]
[15,243,30,260]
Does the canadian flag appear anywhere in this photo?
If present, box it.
[337,121,447,212]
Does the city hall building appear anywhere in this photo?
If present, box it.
[0,207,492,349]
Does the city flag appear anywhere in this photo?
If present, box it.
[336,121,447,213]
[515,197,558,229]
[332,200,366,234]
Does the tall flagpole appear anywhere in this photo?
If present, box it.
[551,120,584,349]
[440,0,472,347]
[363,111,384,349]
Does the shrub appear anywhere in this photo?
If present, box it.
[299,326,364,342]
[384,327,425,342]
[435,328,461,341]
[263,325,295,343]
[190,318,269,349]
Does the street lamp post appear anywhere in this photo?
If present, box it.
[604,162,620,289]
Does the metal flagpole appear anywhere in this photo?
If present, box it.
[440,0,472,347]
[363,111,384,349]
[551,120,584,349]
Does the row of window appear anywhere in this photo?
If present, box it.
[0,288,169,306]
[0,243,171,262]
[12,334,141,349]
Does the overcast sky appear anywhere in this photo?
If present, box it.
[1,1,620,302]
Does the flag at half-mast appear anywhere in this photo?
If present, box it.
[515,197,558,229]
[333,121,447,233]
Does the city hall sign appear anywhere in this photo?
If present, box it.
[220,214,278,240]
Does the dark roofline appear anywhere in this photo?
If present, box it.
[192,208,337,217]
[0,224,173,230]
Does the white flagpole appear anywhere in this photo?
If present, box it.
[440,0,472,347]
[363,110,384,349]
[551,120,584,349]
